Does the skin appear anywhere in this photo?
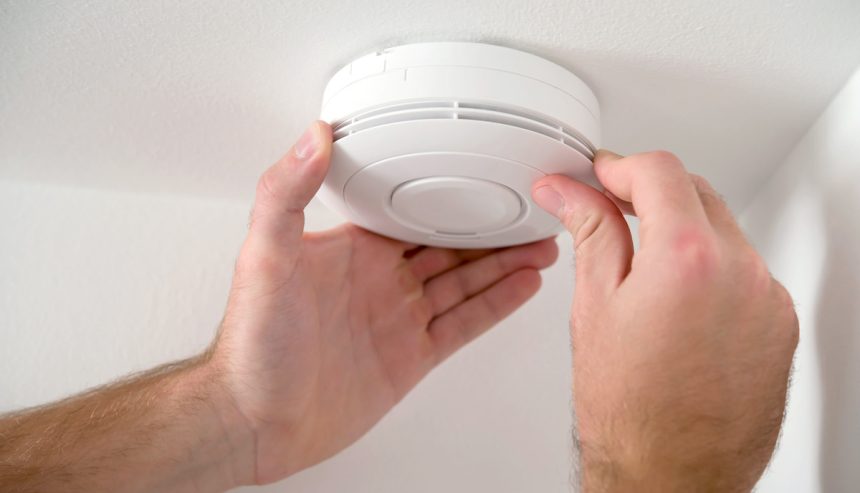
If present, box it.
[532,150,799,492]
[0,121,558,491]
[0,122,798,492]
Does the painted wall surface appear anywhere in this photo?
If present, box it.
[742,67,860,493]
[0,182,248,408]
[0,182,579,492]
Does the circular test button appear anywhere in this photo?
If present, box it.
[390,176,523,235]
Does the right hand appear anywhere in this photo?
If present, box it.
[531,150,799,492]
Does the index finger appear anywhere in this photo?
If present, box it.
[593,150,711,248]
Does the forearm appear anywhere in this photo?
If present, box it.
[0,354,255,493]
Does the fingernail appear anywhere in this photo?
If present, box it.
[533,186,565,216]
[294,124,319,160]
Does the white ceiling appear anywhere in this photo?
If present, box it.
[2,0,859,210]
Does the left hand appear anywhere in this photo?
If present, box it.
[209,121,559,484]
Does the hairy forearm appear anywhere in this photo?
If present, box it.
[0,355,255,493]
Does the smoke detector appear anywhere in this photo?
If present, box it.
[317,42,600,248]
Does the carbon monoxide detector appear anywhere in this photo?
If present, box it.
[317,42,600,248]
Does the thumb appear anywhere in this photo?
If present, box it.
[248,120,333,255]
[531,175,633,299]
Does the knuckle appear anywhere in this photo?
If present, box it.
[689,173,709,187]
[773,282,799,342]
[750,253,774,294]
[689,174,711,194]
[774,282,795,310]
[642,150,684,169]
[734,247,773,296]
[785,310,800,349]
[233,240,300,285]
[669,225,720,282]
[566,211,603,252]
[492,247,509,274]
[690,174,727,208]
[255,168,279,205]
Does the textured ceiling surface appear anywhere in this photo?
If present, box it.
[2,0,860,210]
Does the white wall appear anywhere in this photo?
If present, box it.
[0,181,578,492]
[743,66,860,493]
[0,182,248,408]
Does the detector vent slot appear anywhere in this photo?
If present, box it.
[332,100,595,159]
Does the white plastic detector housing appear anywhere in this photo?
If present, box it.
[318,42,600,248]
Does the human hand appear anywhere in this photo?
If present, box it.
[531,150,798,492]
[208,121,559,484]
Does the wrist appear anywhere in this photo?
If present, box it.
[579,446,693,493]
[578,431,749,493]
[204,339,317,484]
[172,355,258,489]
